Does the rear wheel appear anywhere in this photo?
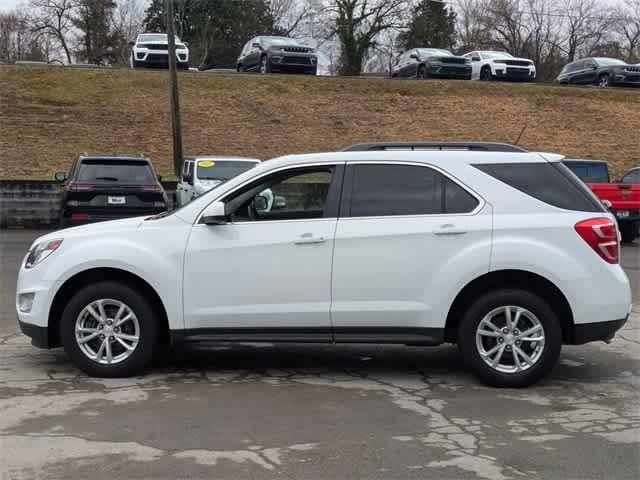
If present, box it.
[60,282,157,377]
[620,221,638,243]
[598,73,610,88]
[458,289,562,387]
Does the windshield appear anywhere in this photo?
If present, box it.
[481,51,513,59]
[262,37,300,46]
[196,160,258,181]
[621,169,640,183]
[594,57,627,66]
[138,34,180,43]
[77,159,156,184]
[417,48,452,57]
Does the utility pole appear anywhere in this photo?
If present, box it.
[166,0,183,177]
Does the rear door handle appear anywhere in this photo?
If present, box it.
[294,233,326,245]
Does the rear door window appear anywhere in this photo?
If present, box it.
[475,162,605,212]
[347,164,479,217]
[563,162,609,183]
[77,159,156,184]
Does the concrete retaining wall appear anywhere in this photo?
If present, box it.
[0,181,177,229]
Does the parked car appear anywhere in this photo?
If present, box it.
[463,50,536,81]
[19,143,632,387]
[236,36,317,74]
[55,154,168,227]
[176,156,260,207]
[391,48,471,79]
[556,57,640,87]
[129,33,189,69]
[563,159,640,242]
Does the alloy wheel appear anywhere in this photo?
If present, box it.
[75,299,140,365]
[475,305,545,374]
[599,75,609,87]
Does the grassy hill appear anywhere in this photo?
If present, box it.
[1,65,639,180]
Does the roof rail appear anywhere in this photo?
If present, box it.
[341,142,528,153]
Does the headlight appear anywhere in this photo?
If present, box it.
[25,239,63,269]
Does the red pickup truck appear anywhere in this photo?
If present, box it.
[563,160,640,243]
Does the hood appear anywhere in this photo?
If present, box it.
[35,217,146,245]
[195,179,223,192]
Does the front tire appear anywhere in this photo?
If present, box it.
[60,281,158,377]
[417,65,427,79]
[598,73,610,88]
[480,66,492,81]
[259,55,270,74]
[458,289,562,387]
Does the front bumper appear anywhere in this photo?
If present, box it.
[18,320,50,348]
[268,54,317,73]
[427,64,471,78]
[571,316,629,345]
[612,72,640,86]
[135,51,189,67]
[494,66,536,81]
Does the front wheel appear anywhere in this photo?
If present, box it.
[417,65,427,79]
[60,281,158,377]
[458,289,562,387]
[480,66,492,81]
[259,55,270,74]
[598,74,610,88]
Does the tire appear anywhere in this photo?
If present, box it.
[417,65,427,79]
[598,73,610,88]
[620,221,638,243]
[259,55,270,74]
[237,63,243,73]
[60,281,158,377]
[480,66,492,81]
[457,289,562,388]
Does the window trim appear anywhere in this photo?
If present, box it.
[339,161,485,220]
[194,162,346,225]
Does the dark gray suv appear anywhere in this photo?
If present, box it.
[236,36,317,75]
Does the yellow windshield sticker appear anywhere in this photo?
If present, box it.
[198,160,215,168]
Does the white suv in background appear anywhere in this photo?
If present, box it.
[16,142,631,387]
[463,50,536,81]
[176,156,260,207]
[129,33,189,69]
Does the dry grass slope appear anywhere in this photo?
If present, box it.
[1,66,639,180]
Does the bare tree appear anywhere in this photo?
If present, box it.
[615,0,640,62]
[28,0,74,63]
[328,0,407,75]
[557,0,614,62]
[112,0,145,65]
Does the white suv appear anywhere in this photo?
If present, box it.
[16,143,632,387]
[176,156,260,207]
[463,50,536,81]
[130,33,189,69]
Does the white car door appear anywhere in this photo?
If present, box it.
[183,163,344,340]
[331,162,492,343]
[468,52,482,79]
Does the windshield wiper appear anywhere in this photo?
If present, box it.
[95,176,119,181]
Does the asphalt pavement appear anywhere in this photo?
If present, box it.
[0,230,638,480]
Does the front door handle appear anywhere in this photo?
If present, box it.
[294,233,326,245]
[434,224,467,236]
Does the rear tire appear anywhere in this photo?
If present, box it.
[480,66,492,81]
[458,289,562,388]
[60,281,157,377]
[620,221,638,243]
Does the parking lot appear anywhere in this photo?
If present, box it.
[0,229,638,479]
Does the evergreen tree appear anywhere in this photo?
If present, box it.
[399,0,457,50]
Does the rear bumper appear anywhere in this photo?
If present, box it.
[19,320,51,348]
[570,316,629,345]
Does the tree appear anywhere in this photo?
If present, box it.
[0,9,51,62]
[73,0,118,64]
[615,0,640,63]
[331,0,407,76]
[557,0,613,62]
[399,0,456,50]
[112,0,145,65]
[28,0,74,64]
[143,0,282,69]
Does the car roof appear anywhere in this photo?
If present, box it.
[184,155,260,163]
[78,154,150,162]
[265,150,563,169]
[562,159,607,165]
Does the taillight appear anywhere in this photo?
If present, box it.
[575,217,619,264]
[141,184,162,192]
[67,182,96,191]
[71,212,89,220]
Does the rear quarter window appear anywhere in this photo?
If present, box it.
[475,162,605,212]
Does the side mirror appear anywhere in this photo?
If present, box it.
[252,42,262,50]
[472,56,481,62]
[201,201,227,225]
[252,195,269,212]
[128,41,135,47]
[601,199,613,210]
[54,171,66,182]
[410,53,419,60]
[157,174,163,182]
